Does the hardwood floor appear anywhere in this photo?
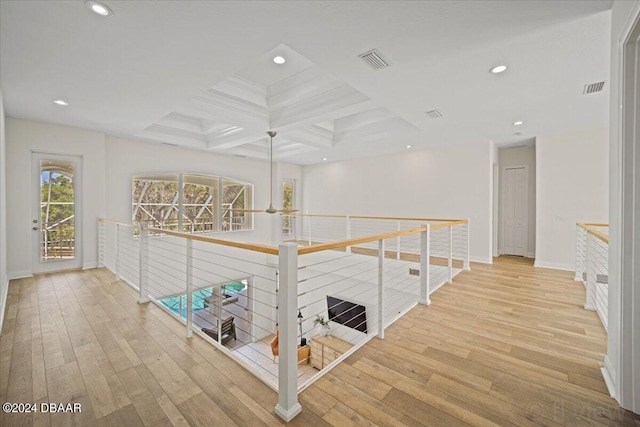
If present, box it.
[1,257,639,426]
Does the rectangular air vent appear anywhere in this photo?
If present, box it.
[409,268,420,276]
[359,49,390,71]
[583,81,606,94]
[425,109,443,119]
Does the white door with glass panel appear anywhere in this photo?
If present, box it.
[32,153,82,273]
[502,166,528,257]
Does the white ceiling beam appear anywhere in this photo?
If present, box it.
[134,124,209,150]
[333,107,394,134]
[156,113,205,133]
[279,126,334,148]
[179,89,270,132]
[267,67,343,110]
[333,116,419,146]
[214,75,267,108]
[207,129,266,150]
[270,85,376,131]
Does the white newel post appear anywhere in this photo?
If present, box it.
[98,221,105,267]
[115,223,120,278]
[138,227,150,303]
[464,219,471,271]
[185,239,193,338]
[275,242,302,422]
[307,216,312,246]
[396,221,401,260]
[584,234,596,311]
[448,225,453,284]
[420,224,431,305]
[346,215,351,253]
[378,239,385,339]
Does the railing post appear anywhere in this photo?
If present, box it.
[275,242,302,422]
[396,221,401,260]
[346,215,351,253]
[186,239,193,338]
[464,219,471,271]
[448,225,453,284]
[584,234,596,311]
[419,224,431,305]
[98,220,105,267]
[307,216,312,246]
[378,239,385,338]
[138,227,150,303]
[115,223,120,278]
[575,224,586,283]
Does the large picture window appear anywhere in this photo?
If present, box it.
[132,173,253,233]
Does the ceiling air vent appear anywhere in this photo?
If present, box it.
[425,109,443,119]
[359,49,390,71]
[583,81,606,94]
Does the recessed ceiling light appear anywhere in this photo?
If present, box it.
[273,56,286,65]
[406,145,412,149]
[85,1,113,17]
[489,65,508,74]
[53,99,69,106]
[512,121,524,126]
[322,157,327,161]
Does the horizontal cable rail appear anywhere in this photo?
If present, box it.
[145,225,279,255]
[99,213,470,422]
[575,222,609,332]
[298,227,426,255]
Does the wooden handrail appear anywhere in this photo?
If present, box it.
[100,214,468,256]
[284,213,468,223]
[577,222,609,243]
[587,229,609,244]
[577,222,609,230]
[144,227,279,255]
[99,218,137,227]
[298,227,426,255]
[349,215,467,223]
[429,220,468,230]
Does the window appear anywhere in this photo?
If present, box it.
[281,179,295,236]
[132,173,253,233]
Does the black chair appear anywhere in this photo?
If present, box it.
[202,316,237,343]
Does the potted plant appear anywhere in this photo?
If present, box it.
[314,314,330,337]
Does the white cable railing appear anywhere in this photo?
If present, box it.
[99,214,470,422]
[576,222,609,331]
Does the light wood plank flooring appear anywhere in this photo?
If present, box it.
[1,257,639,426]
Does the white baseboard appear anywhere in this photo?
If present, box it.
[469,256,492,264]
[7,271,33,280]
[527,252,535,258]
[533,260,574,271]
[0,276,8,335]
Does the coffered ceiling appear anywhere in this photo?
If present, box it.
[0,1,612,164]
[136,44,418,160]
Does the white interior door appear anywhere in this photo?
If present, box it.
[32,153,82,273]
[502,166,528,256]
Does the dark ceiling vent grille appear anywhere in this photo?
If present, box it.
[359,49,390,71]
[583,81,606,94]
[425,109,443,119]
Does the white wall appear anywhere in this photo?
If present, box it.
[535,127,609,270]
[0,91,8,332]
[607,0,640,412]
[104,136,302,246]
[5,118,106,277]
[302,142,493,263]
[498,145,536,257]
